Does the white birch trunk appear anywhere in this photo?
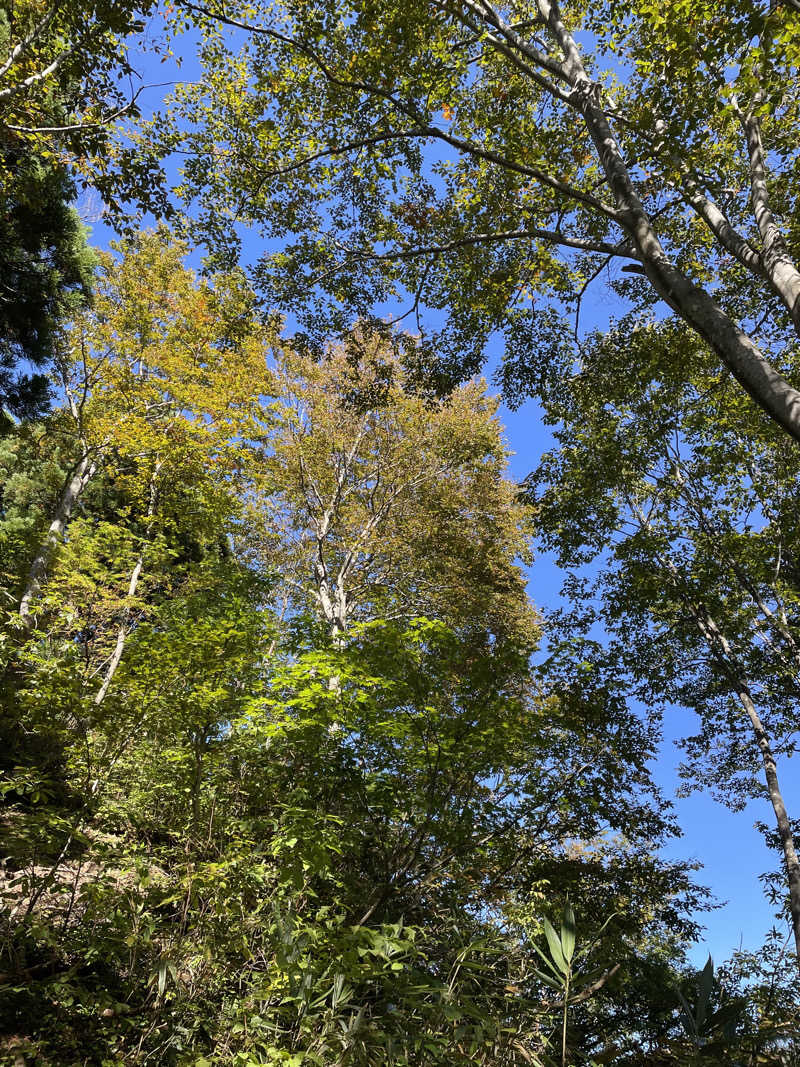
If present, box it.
[19,450,97,629]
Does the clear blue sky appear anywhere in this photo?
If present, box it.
[85,13,797,969]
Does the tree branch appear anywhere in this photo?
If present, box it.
[341,227,637,263]
[737,97,800,334]
[179,0,620,221]
[0,42,79,104]
[0,7,57,80]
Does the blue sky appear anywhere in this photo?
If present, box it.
[84,11,797,969]
[499,395,797,966]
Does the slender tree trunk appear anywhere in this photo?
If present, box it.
[583,99,800,443]
[93,460,162,706]
[628,496,800,964]
[740,104,800,334]
[696,611,800,966]
[736,685,800,964]
[19,449,97,628]
[92,552,145,707]
[190,732,204,832]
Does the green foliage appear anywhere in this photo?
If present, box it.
[526,316,800,943]
[0,235,715,1064]
[256,334,538,646]
[150,0,800,435]
[0,151,94,418]
[0,0,167,212]
[0,601,710,1064]
[0,0,176,419]
[1,180,798,1062]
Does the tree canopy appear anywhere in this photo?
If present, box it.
[0,0,168,418]
[256,334,538,644]
[4,2,800,1064]
[0,152,94,419]
[528,314,800,962]
[158,0,800,439]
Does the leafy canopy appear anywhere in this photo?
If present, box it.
[153,0,800,438]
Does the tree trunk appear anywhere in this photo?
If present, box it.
[92,552,145,707]
[579,96,800,444]
[629,496,800,964]
[540,0,800,443]
[19,449,96,628]
[696,611,800,966]
[736,684,800,965]
[741,106,800,335]
[93,460,162,706]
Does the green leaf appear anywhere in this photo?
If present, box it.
[532,967,564,991]
[543,917,569,975]
[695,955,714,1031]
[560,903,576,963]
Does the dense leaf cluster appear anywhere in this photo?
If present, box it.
[3,1,800,1064]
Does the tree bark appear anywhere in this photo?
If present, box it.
[92,553,145,706]
[537,0,800,444]
[19,449,97,629]
[740,105,800,335]
[583,96,800,443]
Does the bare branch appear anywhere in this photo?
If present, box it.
[341,227,637,264]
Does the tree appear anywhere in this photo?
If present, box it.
[0,0,163,199]
[0,234,283,1065]
[0,240,708,1065]
[161,0,800,443]
[207,620,698,1067]
[0,153,94,420]
[0,231,274,915]
[8,229,274,633]
[525,315,800,964]
[253,329,538,647]
[2,602,702,1064]
[0,0,169,417]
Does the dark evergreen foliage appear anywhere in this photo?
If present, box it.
[0,144,94,419]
